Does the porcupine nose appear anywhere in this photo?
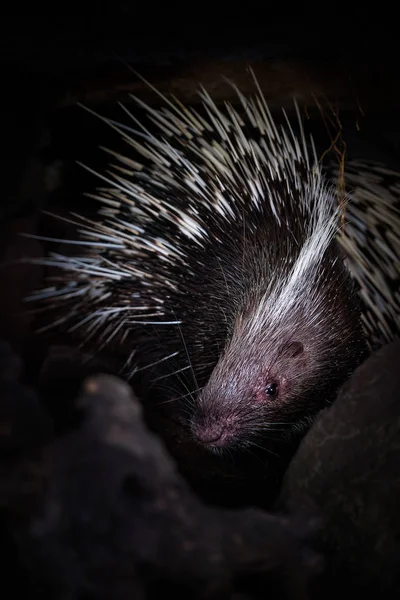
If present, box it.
[193,421,226,445]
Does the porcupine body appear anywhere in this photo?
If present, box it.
[30,72,399,454]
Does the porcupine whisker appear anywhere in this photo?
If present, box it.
[155,366,199,407]
[245,419,300,428]
[133,319,198,402]
[158,386,203,405]
[180,385,203,400]
[154,381,196,416]
[173,314,199,392]
[249,428,295,444]
[216,445,235,466]
[238,413,298,432]
[176,404,195,421]
[216,256,231,304]
[157,396,187,407]
[241,444,279,464]
[152,364,191,382]
[129,351,181,375]
[151,367,194,392]
[244,441,281,459]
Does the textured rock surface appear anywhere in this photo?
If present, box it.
[0,348,322,599]
[280,340,400,594]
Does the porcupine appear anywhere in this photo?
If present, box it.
[28,71,400,456]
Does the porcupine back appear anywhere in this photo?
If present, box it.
[29,72,398,451]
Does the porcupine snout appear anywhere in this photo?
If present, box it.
[189,339,298,452]
[191,412,241,448]
[189,344,256,450]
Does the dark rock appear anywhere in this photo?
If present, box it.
[12,374,322,599]
[279,340,400,595]
[0,340,22,381]
[0,340,53,456]
[37,344,114,433]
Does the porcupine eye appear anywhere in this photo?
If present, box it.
[265,382,278,397]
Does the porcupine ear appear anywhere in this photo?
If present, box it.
[280,341,305,359]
